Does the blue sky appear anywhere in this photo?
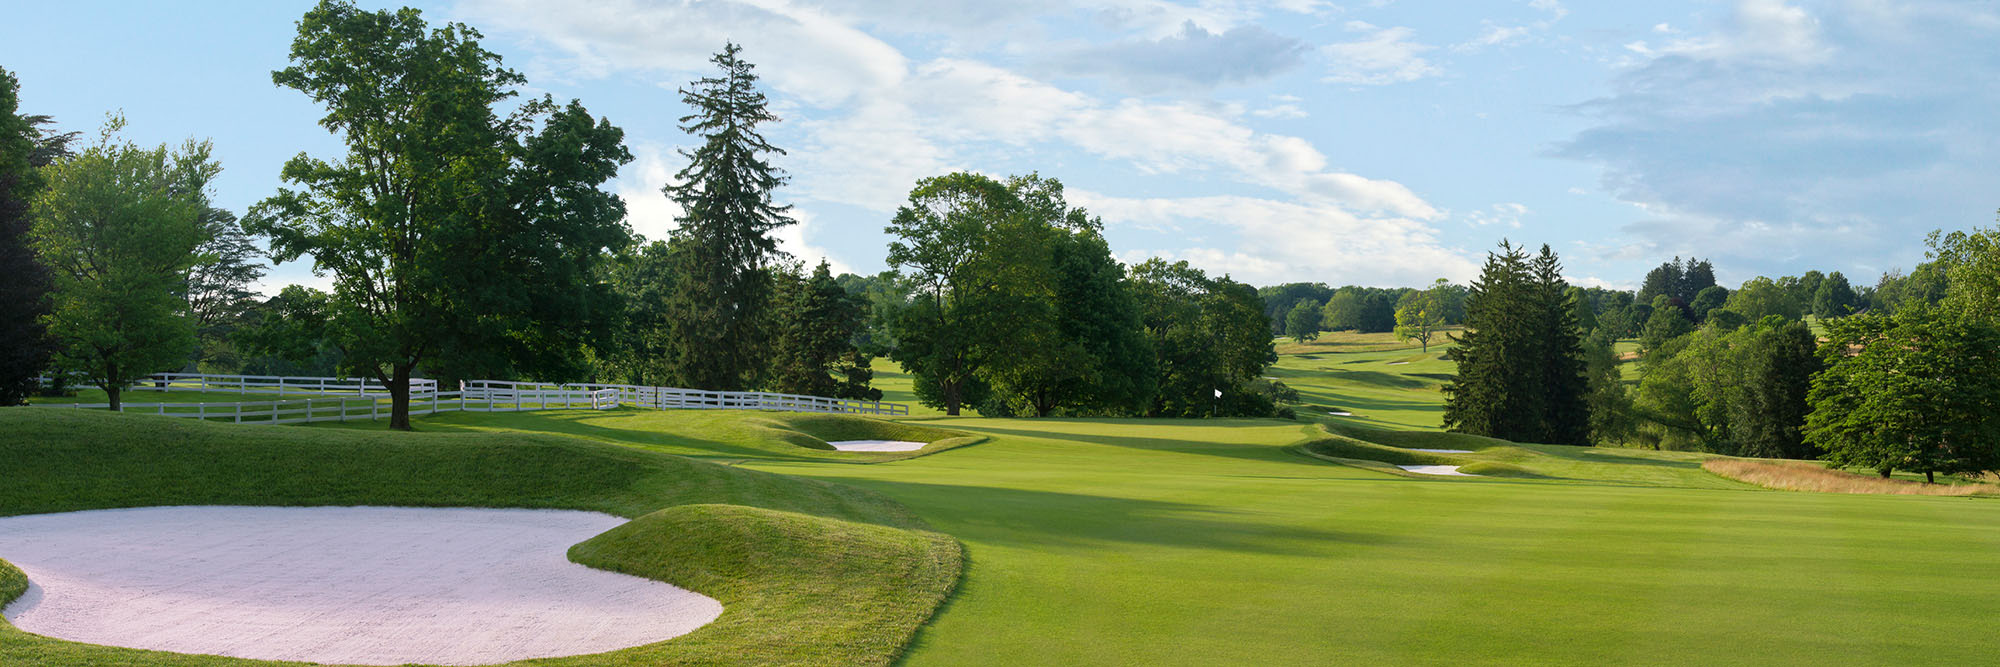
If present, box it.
[5,0,1996,294]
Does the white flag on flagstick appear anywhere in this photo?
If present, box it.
[1213,389,1222,398]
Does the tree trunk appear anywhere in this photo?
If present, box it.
[1878,467,1893,479]
[389,363,413,431]
[1927,470,1935,484]
[943,379,961,416]
[106,384,121,412]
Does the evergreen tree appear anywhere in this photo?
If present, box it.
[0,67,51,405]
[659,42,795,390]
[769,261,881,401]
[1444,242,1589,444]
[1532,245,1591,445]
[185,206,266,370]
[1443,242,1541,440]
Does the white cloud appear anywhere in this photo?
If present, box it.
[1251,103,1308,119]
[1322,22,1442,85]
[1655,0,1830,65]
[1084,191,1476,286]
[1465,202,1529,229]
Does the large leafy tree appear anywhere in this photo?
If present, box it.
[0,67,51,405]
[30,118,217,411]
[1131,259,1275,418]
[1806,305,2000,481]
[657,43,795,391]
[768,260,881,401]
[888,170,1024,417]
[248,1,632,429]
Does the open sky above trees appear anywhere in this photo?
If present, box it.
[5,0,1995,294]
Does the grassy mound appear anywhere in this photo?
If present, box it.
[572,504,961,664]
[0,408,961,666]
[1703,458,2000,496]
[748,413,981,457]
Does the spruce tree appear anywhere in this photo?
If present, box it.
[768,261,880,401]
[1532,245,1591,445]
[1445,241,1591,444]
[660,43,795,390]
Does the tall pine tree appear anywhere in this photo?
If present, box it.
[660,43,795,390]
[768,260,880,401]
[1444,241,1591,445]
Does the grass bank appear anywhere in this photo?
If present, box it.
[0,409,960,666]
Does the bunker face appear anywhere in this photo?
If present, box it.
[827,439,929,452]
[1397,464,1477,476]
[0,506,722,666]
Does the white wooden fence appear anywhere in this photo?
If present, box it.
[33,372,906,425]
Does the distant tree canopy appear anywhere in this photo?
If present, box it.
[1284,298,1322,342]
[1633,316,1821,457]
[768,260,879,401]
[1320,287,1401,333]
[1393,278,1451,352]
[1807,304,2000,481]
[1636,256,1716,309]
[1131,259,1276,418]
[1258,282,1333,335]
[1442,241,1589,446]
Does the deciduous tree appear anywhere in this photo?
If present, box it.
[1806,305,2000,481]
[30,118,216,411]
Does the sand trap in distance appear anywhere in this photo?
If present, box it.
[1397,465,1477,476]
[0,506,722,666]
[827,440,929,452]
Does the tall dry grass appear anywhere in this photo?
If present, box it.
[1703,458,1997,496]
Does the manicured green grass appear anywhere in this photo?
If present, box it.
[0,409,960,666]
[1267,332,1457,429]
[27,388,324,406]
[739,416,2000,666]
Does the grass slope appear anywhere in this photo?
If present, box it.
[0,409,960,666]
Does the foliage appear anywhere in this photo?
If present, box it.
[1392,278,1451,352]
[29,117,215,411]
[1636,256,1716,307]
[0,67,51,405]
[1633,317,1821,457]
[184,206,265,370]
[1130,259,1277,417]
[769,261,882,401]
[1442,241,1589,445]
[1583,329,1634,445]
[1258,282,1333,335]
[231,285,344,377]
[1689,285,1729,322]
[1929,223,2000,324]
[1638,303,1695,356]
[885,172,1018,415]
[247,1,631,428]
[1320,287,1401,333]
[657,42,794,391]
[1284,298,1322,342]
[1805,305,2000,481]
[1811,271,1856,318]
[1723,276,1802,322]
[835,270,910,356]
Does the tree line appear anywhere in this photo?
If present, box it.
[0,1,1288,425]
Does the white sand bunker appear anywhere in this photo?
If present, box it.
[0,506,722,666]
[827,439,929,452]
[1406,448,1474,453]
[1398,465,1478,476]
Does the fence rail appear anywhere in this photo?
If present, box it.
[32,372,906,426]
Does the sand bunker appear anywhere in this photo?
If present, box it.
[0,506,722,666]
[1397,465,1477,476]
[827,439,929,452]
[1407,448,1474,453]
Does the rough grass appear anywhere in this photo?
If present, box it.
[1703,458,2000,496]
[0,409,960,666]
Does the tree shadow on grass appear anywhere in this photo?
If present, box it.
[802,477,1392,557]
[954,423,1318,467]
